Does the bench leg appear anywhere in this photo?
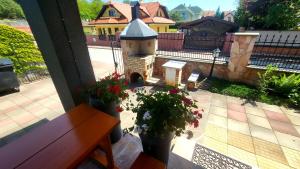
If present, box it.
[102,136,114,169]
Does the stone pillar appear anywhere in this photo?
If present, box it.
[228,32,259,81]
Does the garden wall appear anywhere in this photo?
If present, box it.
[153,56,263,86]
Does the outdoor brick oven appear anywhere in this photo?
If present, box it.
[120,2,158,83]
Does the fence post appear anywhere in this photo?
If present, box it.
[227,32,259,81]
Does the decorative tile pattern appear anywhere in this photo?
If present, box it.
[228,110,247,122]
[249,124,278,144]
[256,155,291,169]
[209,106,227,117]
[204,124,227,143]
[199,136,228,156]
[275,131,300,151]
[265,110,290,123]
[247,114,272,129]
[287,115,300,126]
[228,119,251,136]
[228,103,245,113]
[252,138,288,165]
[228,145,258,168]
[281,146,300,169]
[207,114,227,129]
[228,130,255,153]
[269,120,300,137]
[245,106,266,117]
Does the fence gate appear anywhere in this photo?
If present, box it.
[110,41,124,75]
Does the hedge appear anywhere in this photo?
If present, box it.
[0,24,45,74]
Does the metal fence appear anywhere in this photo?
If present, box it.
[156,34,233,63]
[249,33,300,71]
[18,68,50,84]
[110,41,124,75]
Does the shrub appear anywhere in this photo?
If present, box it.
[0,0,24,19]
[209,78,258,100]
[259,65,300,95]
[0,24,45,74]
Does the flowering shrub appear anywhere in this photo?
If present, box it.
[87,72,129,112]
[127,87,203,137]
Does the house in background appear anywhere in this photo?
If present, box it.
[170,4,202,22]
[223,11,234,22]
[201,10,215,17]
[88,1,175,35]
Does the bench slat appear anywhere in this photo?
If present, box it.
[16,108,119,169]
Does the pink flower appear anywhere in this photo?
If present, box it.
[169,88,179,94]
[193,119,199,128]
[182,97,192,106]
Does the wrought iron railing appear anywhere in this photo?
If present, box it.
[249,33,300,71]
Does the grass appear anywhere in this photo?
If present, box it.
[208,78,291,107]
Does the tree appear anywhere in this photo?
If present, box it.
[169,11,183,22]
[0,0,24,19]
[220,12,224,19]
[77,0,104,20]
[215,6,222,19]
[235,0,300,30]
[0,25,44,74]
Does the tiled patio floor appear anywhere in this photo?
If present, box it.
[1,78,300,169]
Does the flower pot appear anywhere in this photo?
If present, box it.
[89,97,122,143]
[139,132,174,164]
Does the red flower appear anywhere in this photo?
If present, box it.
[116,106,124,112]
[124,80,129,86]
[121,93,129,100]
[182,97,192,106]
[193,119,199,128]
[112,72,121,79]
[198,113,202,118]
[109,85,121,95]
[169,88,179,94]
[193,110,199,115]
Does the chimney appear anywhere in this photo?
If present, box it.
[131,1,140,21]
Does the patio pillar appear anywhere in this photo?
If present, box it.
[19,0,95,111]
[227,32,259,81]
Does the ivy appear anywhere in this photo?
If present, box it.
[0,24,45,74]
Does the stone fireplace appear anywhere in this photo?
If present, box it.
[120,2,158,83]
[121,38,157,83]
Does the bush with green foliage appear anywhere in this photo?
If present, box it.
[258,65,300,106]
[0,24,45,74]
[209,78,258,100]
[77,0,103,20]
[0,0,24,19]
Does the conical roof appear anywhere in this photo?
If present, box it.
[120,18,158,40]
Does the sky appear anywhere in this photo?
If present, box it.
[106,0,238,11]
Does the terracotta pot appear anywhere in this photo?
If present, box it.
[139,132,174,164]
[89,97,122,143]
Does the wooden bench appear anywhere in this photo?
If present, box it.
[130,152,166,169]
[187,72,200,90]
[0,103,119,169]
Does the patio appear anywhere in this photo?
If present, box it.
[1,78,300,168]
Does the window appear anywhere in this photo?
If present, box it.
[115,28,119,33]
[109,9,116,17]
[157,27,160,33]
[98,28,102,35]
[165,26,167,32]
[108,28,112,35]
[102,28,106,35]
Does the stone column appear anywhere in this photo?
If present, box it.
[228,32,259,81]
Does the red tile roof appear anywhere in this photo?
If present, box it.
[202,10,216,17]
[89,2,175,25]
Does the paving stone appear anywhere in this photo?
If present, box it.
[0,118,21,138]
[204,123,227,143]
[265,110,290,123]
[260,103,283,114]
[275,131,300,151]
[226,96,245,105]
[198,136,228,155]
[249,123,278,144]
[228,130,255,153]
[281,146,300,169]
[256,155,291,169]
[287,115,300,126]
[245,106,266,117]
[228,109,248,122]
[211,99,227,108]
[6,109,38,126]
[280,107,300,117]
[0,100,16,111]
[247,114,272,129]
[228,119,251,136]
[209,106,227,117]
[269,120,300,137]
[207,114,227,129]
[253,138,288,165]
[227,145,258,168]
[228,103,245,113]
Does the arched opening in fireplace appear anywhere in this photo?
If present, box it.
[130,72,143,84]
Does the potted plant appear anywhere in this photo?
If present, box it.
[127,87,203,164]
[87,72,129,143]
